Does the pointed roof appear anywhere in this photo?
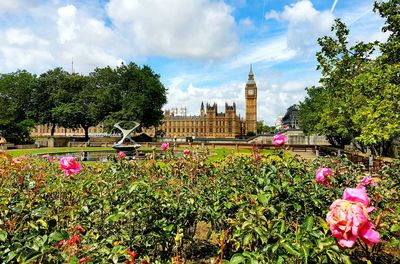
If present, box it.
[247,64,256,85]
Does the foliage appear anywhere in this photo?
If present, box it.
[256,121,274,135]
[1,63,167,142]
[101,63,168,132]
[0,70,36,144]
[0,148,399,263]
[30,68,69,136]
[298,0,400,156]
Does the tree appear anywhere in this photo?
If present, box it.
[51,74,103,141]
[0,70,36,143]
[256,121,274,134]
[299,0,400,156]
[102,63,167,132]
[374,0,400,64]
[299,19,375,148]
[350,62,400,155]
[30,68,69,136]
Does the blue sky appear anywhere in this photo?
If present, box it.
[0,0,388,125]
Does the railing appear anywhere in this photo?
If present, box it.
[317,145,392,173]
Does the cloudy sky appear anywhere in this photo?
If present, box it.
[0,0,388,125]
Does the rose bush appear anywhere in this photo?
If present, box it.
[0,149,398,263]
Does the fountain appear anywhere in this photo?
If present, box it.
[112,121,142,153]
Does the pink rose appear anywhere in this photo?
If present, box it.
[183,149,191,156]
[117,151,126,160]
[161,143,169,151]
[326,186,380,248]
[315,167,333,186]
[358,221,381,247]
[326,199,379,248]
[60,156,81,177]
[273,134,288,146]
[359,176,374,186]
[343,186,370,207]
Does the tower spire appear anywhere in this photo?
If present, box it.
[248,64,254,80]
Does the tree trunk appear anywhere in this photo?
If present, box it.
[51,123,56,136]
[84,126,89,141]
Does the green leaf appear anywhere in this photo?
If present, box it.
[4,251,17,263]
[257,193,269,206]
[49,231,64,242]
[301,245,309,264]
[230,253,246,264]
[317,216,329,235]
[36,219,48,229]
[243,233,253,246]
[69,256,79,264]
[390,224,400,232]
[0,229,7,242]
[280,220,286,234]
[277,255,285,264]
[304,216,314,232]
[283,243,300,256]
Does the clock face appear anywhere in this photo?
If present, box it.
[248,89,254,96]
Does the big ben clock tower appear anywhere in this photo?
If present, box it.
[245,65,257,134]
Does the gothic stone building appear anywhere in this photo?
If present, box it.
[156,66,258,139]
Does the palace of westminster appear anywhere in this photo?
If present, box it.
[32,66,258,139]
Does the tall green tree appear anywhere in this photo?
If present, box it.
[0,70,36,143]
[299,19,376,148]
[102,63,167,131]
[299,0,400,156]
[30,68,69,136]
[374,0,400,64]
[52,73,117,141]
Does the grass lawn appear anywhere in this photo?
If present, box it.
[5,146,279,162]
[6,147,115,157]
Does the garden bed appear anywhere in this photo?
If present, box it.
[0,149,399,263]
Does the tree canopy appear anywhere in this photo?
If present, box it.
[0,70,36,144]
[0,63,167,142]
[298,0,399,156]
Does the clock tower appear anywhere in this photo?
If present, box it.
[245,65,257,134]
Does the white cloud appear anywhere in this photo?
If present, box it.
[0,3,126,73]
[0,0,29,11]
[239,17,254,30]
[6,28,34,45]
[106,0,238,59]
[1,46,54,71]
[227,36,296,69]
[57,5,79,44]
[266,0,334,56]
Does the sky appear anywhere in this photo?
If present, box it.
[0,0,389,125]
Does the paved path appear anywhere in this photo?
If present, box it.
[287,149,317,160]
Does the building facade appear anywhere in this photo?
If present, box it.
[282,104,300,130]
[156,66,258,139]
[32,67,258,139]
